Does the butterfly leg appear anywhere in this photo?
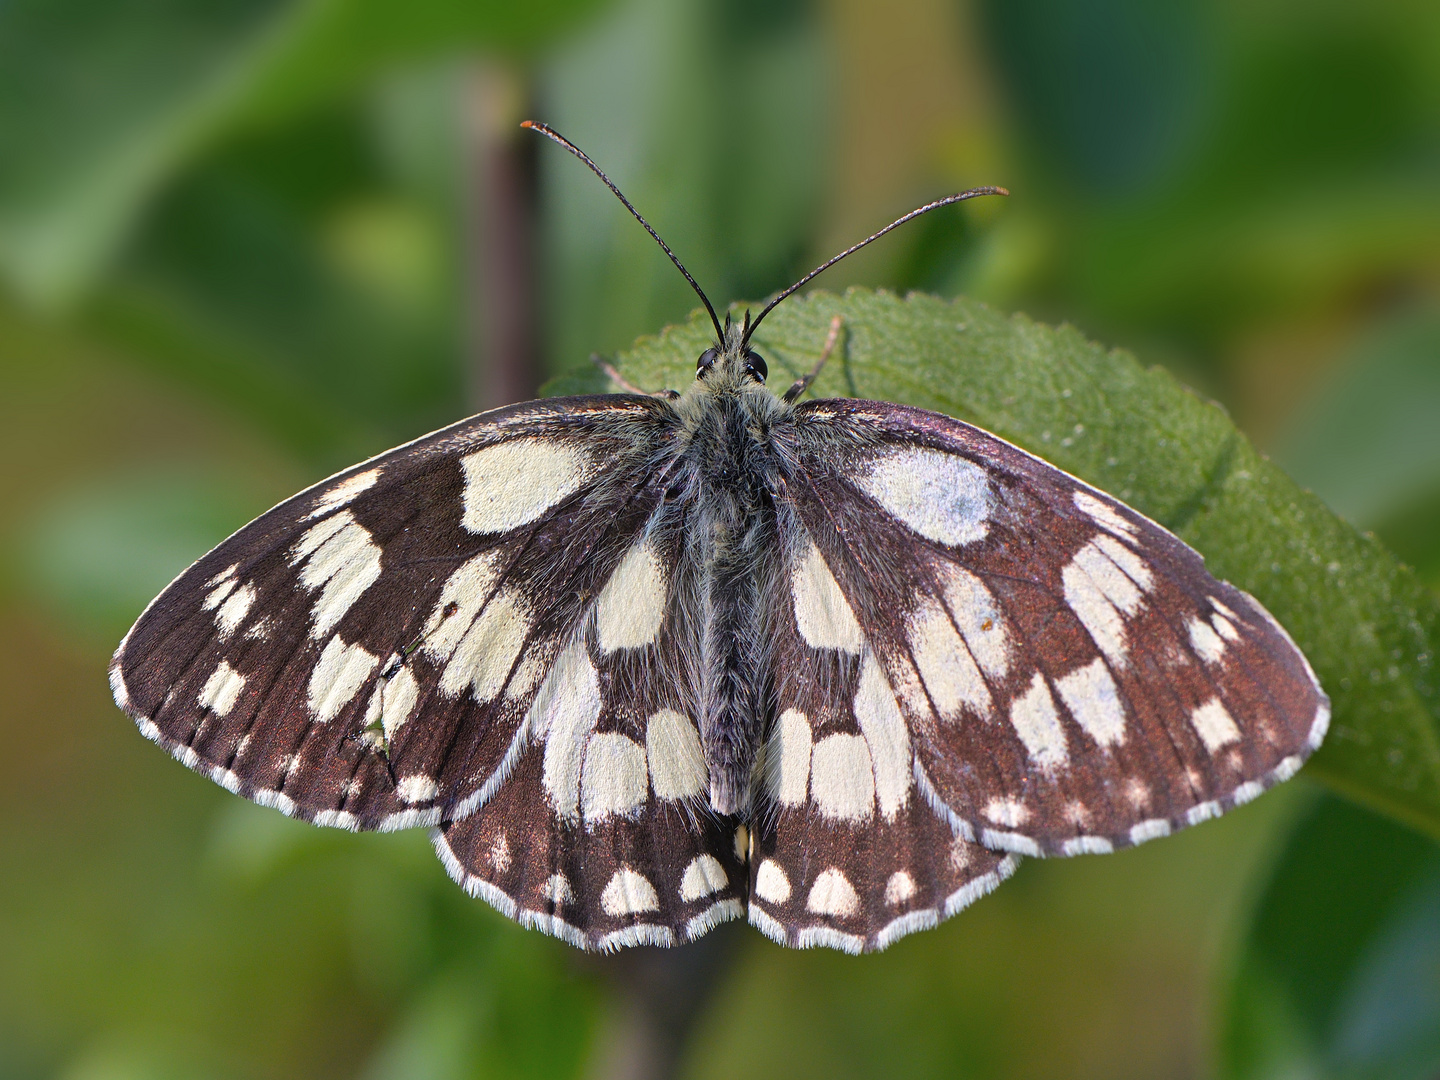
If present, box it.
[782,315,844,403]
[591,353,681,399]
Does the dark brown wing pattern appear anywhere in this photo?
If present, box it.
[435,629,749,950]
[749,567,1017,951]
[779,398,1328,859]
[111,396,680,833]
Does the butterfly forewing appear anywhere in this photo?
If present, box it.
[111,396,680,831]
[783,398,1328,858]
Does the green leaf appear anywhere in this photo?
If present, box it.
[1216,793,1440,1080]
[0,0,608,309]
[608,287,1440,837]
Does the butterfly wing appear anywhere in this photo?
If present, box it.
[111,396,681,831]
[432,489,750,949]
[433,640,748,950]
[433,482,1014,954]
[748,563,1017,950]
[780,398,1329,857]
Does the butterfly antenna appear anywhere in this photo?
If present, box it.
[522,121,725,343]
[743,186,1009,345]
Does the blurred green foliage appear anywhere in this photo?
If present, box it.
[2,0,1438,1078]
[1219,793,1440,1080]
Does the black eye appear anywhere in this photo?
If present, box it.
[744,349,767,382]
[697,348,719,375]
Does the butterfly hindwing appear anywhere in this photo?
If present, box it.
[783,398,1329,858]
[435,524,748,950]
[746,523,1018,952]
[111,396,680,831]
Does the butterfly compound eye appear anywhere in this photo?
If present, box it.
[744,349,768,382]
[697,347,719,376]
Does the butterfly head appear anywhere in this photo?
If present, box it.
[697,313,768,389]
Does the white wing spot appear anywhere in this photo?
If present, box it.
[595,538,669,652]
[600,868,660,916]
[1123,777,1152,810]
[1092,533,1153,592]
[214,583,256,637]
[679,855,728,902]
[884,870,917,907]
[766,708,812,806]
[307,636,379,722]
[755,860,791,904]
[907,594,991,721]
[422,551,505,661]
[857,447,992,546]
[1191,697,1241,753]
[1186,800,1223,826]
[1188,616,1226,665]
[198,661,246,716]
[538,643,603,821]
[1062,836,1114,856]
[505,646,550,703]
[1062,537,1150,668]
[806,868,860,918]
[244,616,274,642]
[809,734,875,822]
[307,468,381,519]
[938,564,1010,678]
[437,586,530,704]
[203,574,237,611]
[791,539,863,653]
[1073,539,1144,613]
[488,834,511,872]
[984,796,1030,828]
[853,651,912,818]
[461,438,593,534]
[581,733,648,822]
[291,512,347,561]
[949,837,974,871]
[363,666,420,741]
[1055,657,1127,747]
[1073,490,1138,541]
[206,564,238,588]
[293,511,383,638]
[541,874,574,905]
[1130,818,1171,844]
[1008,671,1069,770]
[1232,780,1265,806]
[646,709,706,801]
[396,775,438,804]
[1212,612,1241,641]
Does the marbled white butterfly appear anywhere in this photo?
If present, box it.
[111,122,1329,954]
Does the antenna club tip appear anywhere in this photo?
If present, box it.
[520,120,538,130]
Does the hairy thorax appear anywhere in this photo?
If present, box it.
[672,373,792,814]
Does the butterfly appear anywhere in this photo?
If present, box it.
[111,122,1329,954]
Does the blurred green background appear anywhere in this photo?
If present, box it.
[2,0,1439,1077]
